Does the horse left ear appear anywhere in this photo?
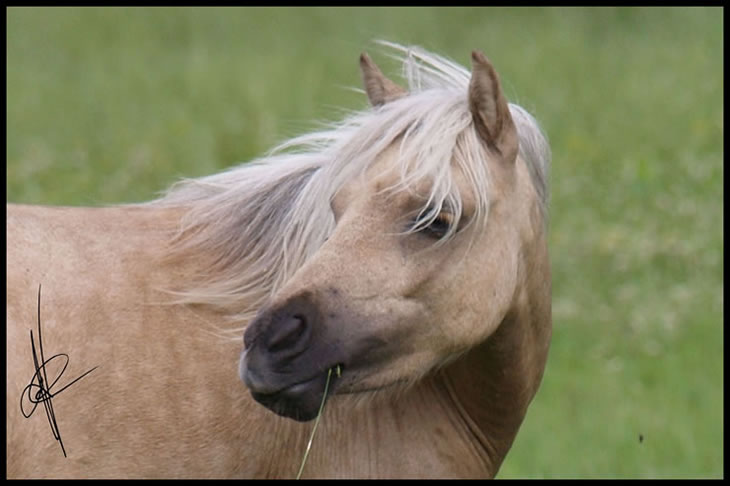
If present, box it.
[360,52,408,107]
[469,50,518,164]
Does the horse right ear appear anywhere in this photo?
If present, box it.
[468,50,518,164]
[359,53,407,107]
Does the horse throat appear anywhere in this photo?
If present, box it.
[440,256,552,477]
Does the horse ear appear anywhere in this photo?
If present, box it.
[468,50,518,164]
[359,52,407,107]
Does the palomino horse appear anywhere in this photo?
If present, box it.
[6,42,551,478]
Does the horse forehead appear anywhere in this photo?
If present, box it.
[363,147,480,214]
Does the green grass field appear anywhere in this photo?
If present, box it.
[7,7,723,478]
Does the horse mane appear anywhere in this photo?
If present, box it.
[145,42,551,327]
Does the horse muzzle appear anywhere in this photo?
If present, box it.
[239,293,346,421]
[239,349,334,421]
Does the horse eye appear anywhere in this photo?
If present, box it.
[420,212,454,239]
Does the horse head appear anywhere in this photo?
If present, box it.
[240,49,547,422]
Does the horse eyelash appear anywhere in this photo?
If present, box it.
[415,210,455,239]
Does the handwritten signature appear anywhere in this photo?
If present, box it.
[20,284,98,458]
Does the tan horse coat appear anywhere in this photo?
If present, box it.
[6,48,551,479]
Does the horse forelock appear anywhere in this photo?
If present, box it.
[145,42,550,325]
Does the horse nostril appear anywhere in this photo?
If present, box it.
[266,314,309,354]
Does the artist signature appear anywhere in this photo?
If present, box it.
[20,284,98,458]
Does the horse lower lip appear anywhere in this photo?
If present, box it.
[280,364,343,396]
[286,379,315,395]
[250,374,328,422]
[274,374,324,399]
[247,373,319,400]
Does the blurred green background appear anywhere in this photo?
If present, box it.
[7,7,723,478]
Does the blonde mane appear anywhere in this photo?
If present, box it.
[146,42,551,324]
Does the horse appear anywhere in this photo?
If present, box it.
[6,42,552,479]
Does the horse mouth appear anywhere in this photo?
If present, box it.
[240,351,341,422]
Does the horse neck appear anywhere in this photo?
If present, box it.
[440,227,552,474]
